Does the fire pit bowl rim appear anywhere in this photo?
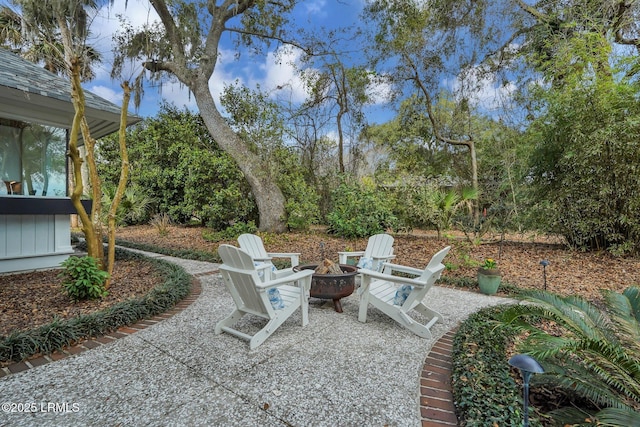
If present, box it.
[292,263,359,276]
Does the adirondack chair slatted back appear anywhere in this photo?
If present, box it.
[218,244,270,317]
[339,233,395,271]
[237,234,269,259]
[419,245,450,281]
[358,245,451,339]
[364,234,394,259]
[400,246,450,308]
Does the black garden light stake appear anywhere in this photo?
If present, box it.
[539,260,549,290]
[508,354,544,427]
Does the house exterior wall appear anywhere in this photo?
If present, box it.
[0,214,73,273]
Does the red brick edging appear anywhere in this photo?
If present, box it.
[0,271,214,378]
[420,329,459,426]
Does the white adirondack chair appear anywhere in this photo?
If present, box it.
[338,233,396,271]
[215,244,314,350]
[357,246,451,339]
[238,233,301,279]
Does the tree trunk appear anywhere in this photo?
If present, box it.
[337,109,345,173]
[105,82,132,289]
[469,141,480,227]
[65,53,104,266]
[194,85,287,232]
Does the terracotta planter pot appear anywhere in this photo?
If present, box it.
[477,267,501,295]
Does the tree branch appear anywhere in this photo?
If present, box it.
[514,0,550,22]
[149,0,199,82]
[223,26,314,55]
[217,0,254,22]
[404,54,472,148]
[613,0,640,49]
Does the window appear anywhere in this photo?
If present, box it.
[0,120,67,197]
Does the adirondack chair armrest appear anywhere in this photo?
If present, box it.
[378,262,424,277]
[267,252,300,258]
[338,250,365,264]
[358,268,427,288]
[252,256,273,262]
[267,252,300,266]
[371,254,396,262]
[257,269,314,289]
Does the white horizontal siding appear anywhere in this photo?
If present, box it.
[0,214,73,273]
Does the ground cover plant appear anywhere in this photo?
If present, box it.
[452,306,544,426]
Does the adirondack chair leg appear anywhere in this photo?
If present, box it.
[300,279,309,327]
[380,310,430,339]
[413,303,443,329]
[215,309,244,335]
[404,321,433,339]
[358,277,371,323]
[249,327,272,350]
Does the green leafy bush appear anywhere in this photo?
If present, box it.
[97,104,257,227]
[202,221,258,241]
[101,184,156,226]
[275,151,320,231]
[525,77,640,254]
[452,306,544,426]
[59,256,109,301]
[326,178,398,238]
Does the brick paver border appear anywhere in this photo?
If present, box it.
[420,328,459,426]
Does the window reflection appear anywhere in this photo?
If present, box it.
[0,120,67,197]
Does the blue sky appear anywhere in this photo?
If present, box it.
[1,0,512,126]
[85,0,377,120]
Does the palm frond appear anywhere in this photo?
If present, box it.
[595,406,640,427]
[502,287,640,422]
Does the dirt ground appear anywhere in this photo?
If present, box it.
[2,225,639,338]
[117,225,640,298]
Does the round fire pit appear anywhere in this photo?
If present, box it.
[293,264,358,313]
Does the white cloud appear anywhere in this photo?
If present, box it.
[303,0,328,18]
[447,66,517,113]
[87,4,312,116]
[366,73,394,105]
[256,47,309,103]
[86,84,121,105]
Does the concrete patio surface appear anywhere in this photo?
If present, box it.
[0,253,511,427]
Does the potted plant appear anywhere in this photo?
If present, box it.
[477,258,501,295]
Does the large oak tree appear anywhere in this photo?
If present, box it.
[115,0,312,232]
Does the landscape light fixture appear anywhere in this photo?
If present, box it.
[508,354,544,427]
[539,260,550,290]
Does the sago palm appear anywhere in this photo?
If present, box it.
[501,287,640,426]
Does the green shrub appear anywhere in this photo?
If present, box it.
[279,172,320,231]
[502,288,640,426]
[452,305,544,426]
[525,77,640,254]
[59,256,109,301]
[326,178,398,238]
[114,238,220,262]
[202,221,258,241]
